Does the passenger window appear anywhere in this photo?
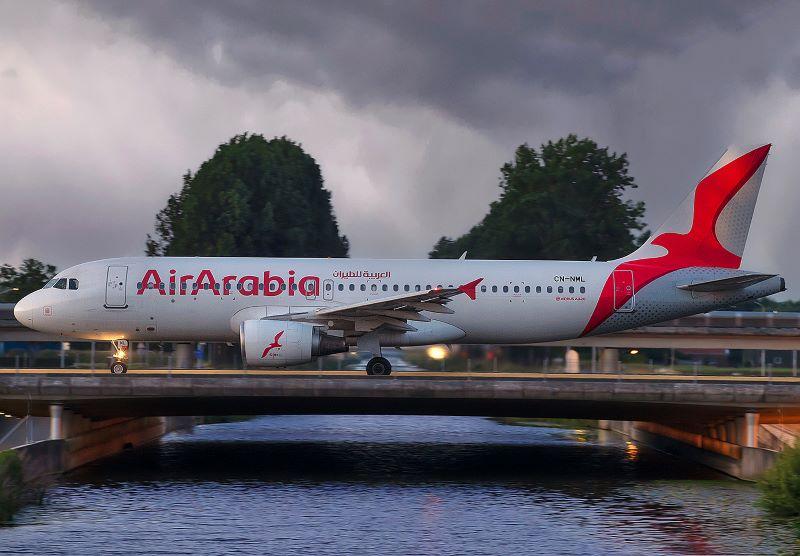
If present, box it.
[580,287,586,294]
[338,284,344,291]
[349,284,355,291]
[426,284,431,290]
[514,286,520,293]
[524,286,530,293]
[371,284,378,292]
[393,285,399,292]
[54,278,67,289]
[569,286,574,293]
[360,284,366,291]
[536,286,541,293]
[491,286,497,293]
[325,283,332,291]
[281,284,287,291]
[502,286,509,293]
[558,286,564,293]
[480,286,487,293]
[382,284,388,291]
[547,286,553,293]
[291,284,297,291]
[415,285,421,291]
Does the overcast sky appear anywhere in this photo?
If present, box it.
[3,1,800,295]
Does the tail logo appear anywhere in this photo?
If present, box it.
[582,144,770,336]
[261,330,284,358]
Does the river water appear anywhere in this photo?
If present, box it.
[1,415,797,555]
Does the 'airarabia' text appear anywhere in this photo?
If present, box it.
[136,269,320,297]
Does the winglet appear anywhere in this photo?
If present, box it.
[458,278,483,300]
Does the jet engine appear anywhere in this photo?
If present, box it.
[240,320,346,367]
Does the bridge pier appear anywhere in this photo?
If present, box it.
[565,348,580,373]
[49,404,63,440]
[599,348,619,372]
[175,343,194,369]
[4,410,195,482]
[745,412,760,448]
[602,413,780,481]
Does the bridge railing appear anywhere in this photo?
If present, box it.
[0,341,798,380]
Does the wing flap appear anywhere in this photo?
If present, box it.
[273,278,483,334]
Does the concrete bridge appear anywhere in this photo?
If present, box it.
[2,371,800,480]
[2,371,800,421]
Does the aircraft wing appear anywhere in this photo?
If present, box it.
[271,278,483,333]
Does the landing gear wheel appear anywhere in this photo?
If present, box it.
[110,361,128,375]
[366,357,392,376]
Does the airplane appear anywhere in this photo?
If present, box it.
[14,144,784,375]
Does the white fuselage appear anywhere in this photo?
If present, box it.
[14,257,613,344]
[14,256,783,348]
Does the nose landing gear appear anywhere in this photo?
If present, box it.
[110,339,128,374]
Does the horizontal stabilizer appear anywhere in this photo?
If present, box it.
[677,273,776,292]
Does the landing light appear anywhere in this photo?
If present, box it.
[629,349,639,355]
[115,350,127,360]
[427,345,448,360]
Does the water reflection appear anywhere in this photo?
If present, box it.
[2,415,797,555]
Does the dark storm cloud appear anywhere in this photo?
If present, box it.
[82,0,757,130]
[5,0,800,297]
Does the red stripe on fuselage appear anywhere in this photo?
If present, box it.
[581,144,770,336]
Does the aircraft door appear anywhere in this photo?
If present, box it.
[105,265,128,308]
[613,269,635,312]
[323,279,334,301]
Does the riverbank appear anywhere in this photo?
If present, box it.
[0,450,45,522]
[492,417,598,430]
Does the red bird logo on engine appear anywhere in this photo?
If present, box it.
[261,330,284,358]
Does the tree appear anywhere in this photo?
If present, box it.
[429,135,646,261]
[0,259,57,302]
[146,134,349,257]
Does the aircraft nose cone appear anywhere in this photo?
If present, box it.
[13,294,35,327]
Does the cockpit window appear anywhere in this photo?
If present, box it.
[44,278,58,288]
[68,278,79,290]
[54,278,67,289]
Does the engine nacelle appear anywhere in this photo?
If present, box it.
[240,320,346,367]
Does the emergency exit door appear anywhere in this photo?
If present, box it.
[613,269,635,312]
[105,265,128,308]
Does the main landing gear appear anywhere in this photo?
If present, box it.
[110,339,129,375]
[110,360,128,374]
[366,357,392,376]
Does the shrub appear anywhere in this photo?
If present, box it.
[759,445,800,518]
[0,450,24,521]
